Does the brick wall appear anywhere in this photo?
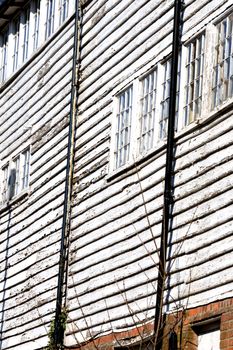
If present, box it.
[65,297,233,350]
[163,297,233,350]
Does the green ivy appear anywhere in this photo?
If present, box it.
[46,308,68,350]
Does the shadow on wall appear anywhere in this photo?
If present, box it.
[0,209,12,350]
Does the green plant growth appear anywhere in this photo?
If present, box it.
[46,308,68,350]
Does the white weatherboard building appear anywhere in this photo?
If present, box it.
[1,0,233,349]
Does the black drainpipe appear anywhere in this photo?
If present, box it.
[153,1,183,349]
[54,0,80,347]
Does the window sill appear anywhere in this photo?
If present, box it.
[106,139,167,182]
[0,189,29,213]
[176,97,233,141]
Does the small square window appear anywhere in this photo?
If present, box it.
[1,148,30,204]
[114,86,133,169]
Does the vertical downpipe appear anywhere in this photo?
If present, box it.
[54,0,80,347]
[153,1,183,349]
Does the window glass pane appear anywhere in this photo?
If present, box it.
[160,55,180,139]
[2,164,9,202]
[22,148,30,189]
[22,7,30,62]
[13,156,20,196]
[33,0,40,51]
[59,0,69,24]
[45,0,56,39]
[139,69,157,153]
[115,86,133,168]
[12,17,20,72]
[184,34,205,125]
[212,14,233,108]
[0,29,8,82]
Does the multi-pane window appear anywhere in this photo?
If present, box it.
[115,86,133,169]
[32,0,40,51]
[160,57,180,139]
[22,6,30,62]
[12,17,20,72]
[184,34,205,125]
[139,70,157,153]
[0,29,8,82]
[45,0,56,39]
[1,148,30,204]
[2,164,9,203]
[213,14,233,108]
[59,0,69,25]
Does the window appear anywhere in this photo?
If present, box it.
[160,57,180,139]
[1,148,30,204]
[139,69,157,153]
[193,317,220,350]
[32,0,40,51]
[114,86,133,169]
[13,156,20,197]
[59,0,69,25]
[198,329,220,350]
[212,14,233,108]
[45,0,56,39]
[22,148,30,189]
[184,34,205,125]
[2,164,9,203]
[12,17,20,72]
[0,29,8,82]
[22,6,30,62]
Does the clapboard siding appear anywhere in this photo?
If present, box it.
[66,0,233,346]
[0,13,75,350]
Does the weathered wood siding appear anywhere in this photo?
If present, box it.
[67,0,233,346]
[0,17,75,349]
